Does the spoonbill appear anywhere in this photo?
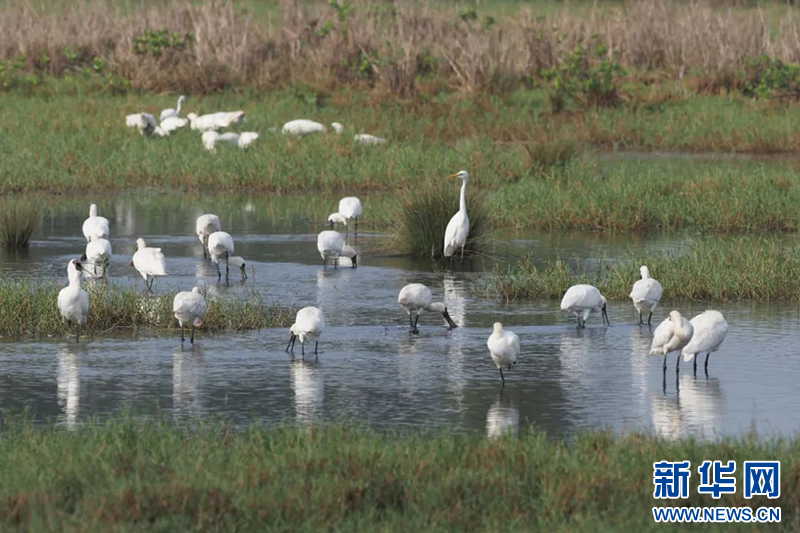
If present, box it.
[82,204,110,242]
[187,111,245,132]
[203,131,260,151]
[195,214,221,259]
[58,259,89,342]
[487,322,519,385]
[286,306,325,357]
[337,245,357,268]
[131,238,167,291]
[444,170,470,261]
[630,265,663,325]
[207,231,237,282]
[650,310,694,374]
[397,283,457,333]
[327,196,363,238]
[137,113,159,137]
[158,116,188,135]
[331,122,344,134]
[560,284,609,328]
[281,119,343,136]
[682,311,729,374]
[81,238,112,280]
[173,287,207,344]
[353,133,387,145]
[160,95,186,121]
[317,230,344,268]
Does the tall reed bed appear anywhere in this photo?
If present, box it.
[0,197,41,248]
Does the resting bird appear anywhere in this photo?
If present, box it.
[58,259,89,342]
[443,170,470,261]
[281,119,343,136]
[286,306,325,357]
[160,95,186,121]
[682,310,729,375]
[353,133,387,145]
[397,283,457,333]
[195,214,221,259]
[81,238,112,280]
[487,322,519,385]
[131,238,167,291]
[202,131,260,151]
[187,111,245,132]
[82,204,109,242]
[560,284,609,328]
[157,116,188,136]
[173,287,207,344]
[649,310,694,374]
[630,265,663,325]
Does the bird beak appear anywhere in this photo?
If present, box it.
[448,172,460,179]
[74,261,83,271]
[241,265,248,279]
[442,309,457,329]
[285,333,296,352]
[602,304,610,326]
[129,259,134,267]
[352,255,357,268]
[80,253,87,261]
[329,221,334,229]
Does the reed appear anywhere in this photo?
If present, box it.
[0,197,42,248]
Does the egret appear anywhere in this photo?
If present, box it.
[650,310,694,374]
[195,214,221,259]
[443,170,470,261]
[81,238,112,280]
[327,196,363,238]
[630,265,663,325]
[160,95,186,121]
[286,306,325,357]
[173,287,207,344]
[397,283,457,333]
[82,204,110,242]
[58,259,89,342]
[353,133,387,145]
[158,116,188,135]
[131,238,166,292]
[682,310,729,374]
[560,284,609,328]
[207,231,237,282]
[317,230,344,268]
[187,111,245,132]
[487,322,520,385]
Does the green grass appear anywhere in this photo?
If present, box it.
[0,418,796,531]
[485,237,800,302]
[0,281,293,338]
[0,196,41,248]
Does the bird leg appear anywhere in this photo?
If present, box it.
[216,261,221,281]
[190,325,196,344]
[675,353,681,374]
[146,277,154,293]
[499,367,505,385]
[693,353,698,376]
[315,341,318,356]
[704,353,710,374]
[180,325,185,343]
[301,341,305,357]
[638,312,643,325]
[225,252,230,284]
[203,236,208,259]
[354,218,358,242]
[647,312,653,326]
[334,256,338,270]
[285,333,296,353]
[412,314,420,334]
[76,323,80,343]
[662,353,667,372]
[460,245,465,262]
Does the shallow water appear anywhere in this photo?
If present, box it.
[1,192,798,439]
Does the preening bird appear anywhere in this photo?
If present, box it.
[282,119,342,136]
[397,283,457,334]
[173,287,207,344]
[560,284,609,328]
[682,310,729,374]
[82,204,109,242]
[317,230,344,268]
[327,196,363,238]
[195,214,221,259]
[58,259,89,342]
[487,322,520,385]
[353,133,387,145]
[131,238,166,291]
[187,111,245,132]
[137,113,159,137]
[160,95,186,122]
[158,116,188,136]
[81,238,112,280]
[630,265,663,325]
[286,306,325,357]
[443,170,470,261]
[650,310,694,374]
[337,245,357,268]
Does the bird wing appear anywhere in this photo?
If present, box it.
[443,211,467,256]
[649,318,673,355]
[683,313,728,357]
[560,285,591,310]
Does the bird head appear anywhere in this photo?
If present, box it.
[136,238,146,250]
[449,170,469,182]
[492,322,504,335]
[668,310,682,323]
[639,265,650,280]
[600,296,610,326]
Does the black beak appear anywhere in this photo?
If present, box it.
[74,261,83,271]
[442,309,457,329]
[329,221,334,229]
[602,304,609,326]
[285,333,295,352]
[240,264,248,279]
[352,255,357,268]
[80,253,87,261]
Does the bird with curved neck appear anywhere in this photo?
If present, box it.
[57,259,89,342]
[650,310,694,375]
[160,95,186,122]
[397,283,457,334]
[443,170,470,261]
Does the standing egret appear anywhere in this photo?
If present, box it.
[207,231,236,282]
[443,170,470,261]
[560,284,609,328]
[682,311,729,374]
[317,230,344,268]
[397,283,457,333]
[195,214,221,259]
[58,259,89,342]
[327,196,363,239]
[286,306,325,357]
[131,238,167,292]
[173,287,207,344]
[487,322,520,385]
[160,95,186,121]
[650,310,694,375]
[630,265,663,325]
[82,204,109,242]
[81,238,112,280]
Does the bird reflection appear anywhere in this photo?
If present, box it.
[630,326,652,406]
[173,345,203,418]
[442,272,467,327]
[292,359,324,425]
[57,344,84,428]
[486,392,519,438]
[396,334,426,395]
[651,374,723,440]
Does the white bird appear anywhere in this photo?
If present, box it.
[337,245,357,268]
[237,132,259,148]
[137,113,159,137]
[125,113,142,128]
[317,230,344,268]
[187,111,245,132]
[281,119,341,136]
[286,306,325,357]
[630,265,663,325]
[131,238,166,291]
[560,284,609,328]
[57,259,89,342]
[160,95,186,122]
[195,214,221,259]
[81,238,112,280]
[353,133,387,145]
[158,116,188,135]
[487,322,520,384]
[173,287,207,344]
[331,122,344,134]
[650,310,694,374]
[82,204,110,242]
[444,170,470,260]
[397,283,457,333]
[682,311,729,374]
[207,231,245,282]
[327,196,363,238]
[201,131,220,151]
[206,131,260,150]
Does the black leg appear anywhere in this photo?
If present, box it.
[301,341,305,356]
[76,323,80,343]
[693,353,697,376]
[315,341,318,356]
[639,312,643,325]
[675,353,680,374]
[499,367,505,385]
[180,325,185,343]
[662,353,667,372]
[285,334,295,352]
[225,252,230,283]
[413,314,420,334]
[190,326,195,344]
[355,218,358,241]
[216,261,221,281]
[704,353,710,374]
[647,312,653,326]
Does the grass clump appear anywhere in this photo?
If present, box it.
[0,281,293,338]
[1,418,798,531]
[0,197,42,248]
[486,237,800,302]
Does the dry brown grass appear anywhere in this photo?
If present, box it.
[4,0,800,94]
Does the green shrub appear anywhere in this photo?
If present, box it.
[0,198,42,248]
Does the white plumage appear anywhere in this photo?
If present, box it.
[353,133,387,145]
[317,230,344,268]
[158,116,188,135]
[173,287,207,344]
[682,310,729,373]
[650,310,695,373]
[327,196,363,237]
[443,170,470,260]
[131,237,166,291]
[560,284,609,328]
[487,322,519,384]
[82,204,109,242]
[57,259,89,342]
[630,265,663,325]
[160,95,186,122]
[125,113,142,128]
[207,231,245,282]
[82,238,112,279]
[397,283,457,333]
[187,111,245,132]
[337,244,358,268]
[195,214,221,258]
[137,113,158,137]
[281,119,327,136]
[202,131,260,151]
[286,306,325,357]
[331,122,344,134]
